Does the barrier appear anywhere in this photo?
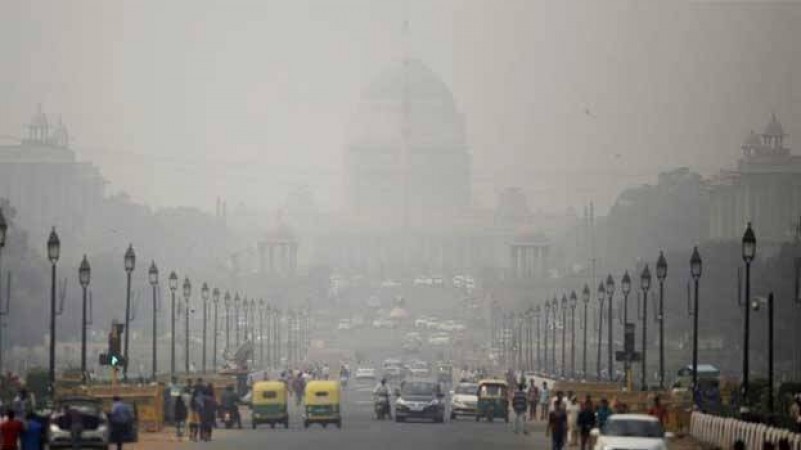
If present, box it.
[57,384,165,432]
[690,412,801,450]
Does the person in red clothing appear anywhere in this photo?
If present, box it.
[0,410,25,450]
[648,395,668,426]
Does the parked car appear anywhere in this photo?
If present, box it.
[48,396,109,448]
[591,414,672,450]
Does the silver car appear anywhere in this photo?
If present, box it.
[49,396,109,448]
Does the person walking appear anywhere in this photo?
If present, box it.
[596,398,612,429]
[200,391,217,441]
[511,384,529,435]
[173,394,187,440]
[528,382,540,422]
[188,394,201,441]
[20,413,41,450]
[567,395,580,446]
[648,395,668,427]
[109,396,133,450]
[577,398,596,450]
[790,394,801,433]
[547,398,568,450]
[1,410,25,450]
[539,382,551,421]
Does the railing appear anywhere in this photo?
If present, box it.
[690,412,801,450]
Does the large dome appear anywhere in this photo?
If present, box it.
[363,58,457,114]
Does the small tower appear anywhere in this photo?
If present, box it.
[26,104,50,143]
[762,113,785,150]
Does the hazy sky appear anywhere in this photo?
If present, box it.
[1,0,798,214]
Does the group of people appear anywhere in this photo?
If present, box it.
[173,378,225,442]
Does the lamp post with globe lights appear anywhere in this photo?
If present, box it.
[533,305,541,372]
[569,291,577,379]
[656,251,667,389]
[234,293,241,347]
[561,295,568,377]
[123,244,135,381]
[596,282,605,380]
[582,284,590,378]
[148,261,158,380]
[183,277,191,373]
[79,255,90,377]
[690,247,702,391]
[621,271,632,386]
[741,223,756,402]
[640,265,652,391]
[169,271,178,378]
[543,301,550,375]
[224,291,231,354]
[201,282,209,374]
[551,296,558,374]
[212,288,220,371]
[0,208,6,373]
[605,275,615,381]
[47,228,60,391]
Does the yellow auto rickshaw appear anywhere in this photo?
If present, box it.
[303,380,342,429]
[475,379,509,422]
[250,380,289,429]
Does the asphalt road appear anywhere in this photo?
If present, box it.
[181,379,550,450]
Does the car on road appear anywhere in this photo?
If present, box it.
[337,319,352,330]
[591,414,672,450]
[394,380,445,423]
[449,382,478,419]
[428,333,450,346]
[48,396,109,448]
[406,360,430,378]
[355,367,377,381]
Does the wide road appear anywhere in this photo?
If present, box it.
[181,380,550,450]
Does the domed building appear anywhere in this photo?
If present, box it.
[345,58,470,219]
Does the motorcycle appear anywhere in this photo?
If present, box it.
[374,395,391,420]
[223,410,234,429]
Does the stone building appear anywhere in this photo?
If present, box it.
[708,114,801,242]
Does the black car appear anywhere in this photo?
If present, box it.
[394,380,445,423]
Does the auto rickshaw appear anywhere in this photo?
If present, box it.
[475,379,509,422]
[250,380,289,429]
[303,380,342,429]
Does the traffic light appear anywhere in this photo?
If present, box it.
[109,353,126,368]
[100,322,127,367]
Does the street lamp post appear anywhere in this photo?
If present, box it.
[79,255,91,378]
[183,277,191,373]
[0,208,6,374]
[201,283,209,374]
[148,261,158,380]
[582,284,590,378]
[621,271,631,388]
[169,272,178,379]
[534,305,541,372]
[47,228,60,391]
[212,288,220,372]
[690,246,702,391]
[751,293,775,413]
[544,301,550,375]
[266,305,272,368]
[742,223,756,403]
[259,299,265,367]
[656,251,667,389]
[224,291,231,354]
[597,282,605,380]
[123,244,135,381]
[234,293,241,348]
[640,265,652,391]
[551,297,558,374]
[570,291,577,379]
[606,275,615,381]
[561,294,567,378]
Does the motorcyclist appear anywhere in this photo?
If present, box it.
[373,378,392,419]
[219,385,242,429]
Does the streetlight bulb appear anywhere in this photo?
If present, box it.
[148,261,158,286]
[201,282,210,301]
[124,244,136,273]
[621,271,631,295]
[597,282,605,300]
[169,271,178,291]
[656,251,667,281]
[183,277,191,299]
[0,207,7,248]
[47,227,60,263]
[742,222,756,263]
[79,254,91,287]
[641,264,652,291]
[605,275,615,296]
[213,287,220,303]
[582,284,590,303]
[570,290,578,308]
[690,246,702,280]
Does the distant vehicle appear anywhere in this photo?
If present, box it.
[450,382,478,419]
[591,414,672,450]
[372,318,394,329]
[383,359,404,380]
[432,276,444,286]
[355,367,377,381]
[407,361,430,377]
[49,396,110,448]
[413,276,434,286]
[381,280,402,288]
[428,333,450,346]
[395,380,446,423]
[337,319,352,331]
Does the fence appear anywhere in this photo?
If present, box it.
[690,412,801,450]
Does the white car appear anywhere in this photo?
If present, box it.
[591,414,672,450]
[428,333,451,346]
[337,319,352,330]
[450,382,478,419]
[355,367,377,380]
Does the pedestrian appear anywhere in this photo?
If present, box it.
[20,413,41,450]
[188,394,201,441]
[547,399,568,450]
[539,382,551,421]
[512,384,529,435]
[567,395,580,446]
[109,396,133,450]
[1,410,25,450]
[596,398,612,429]
[528,382,540,422]
[11,390,31,421]
[648,395,668,426]
[174,395,187,440]
[577,399,596,450]
[200,392,217,441]
[292,373,306,407]
[790,394,801,433]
